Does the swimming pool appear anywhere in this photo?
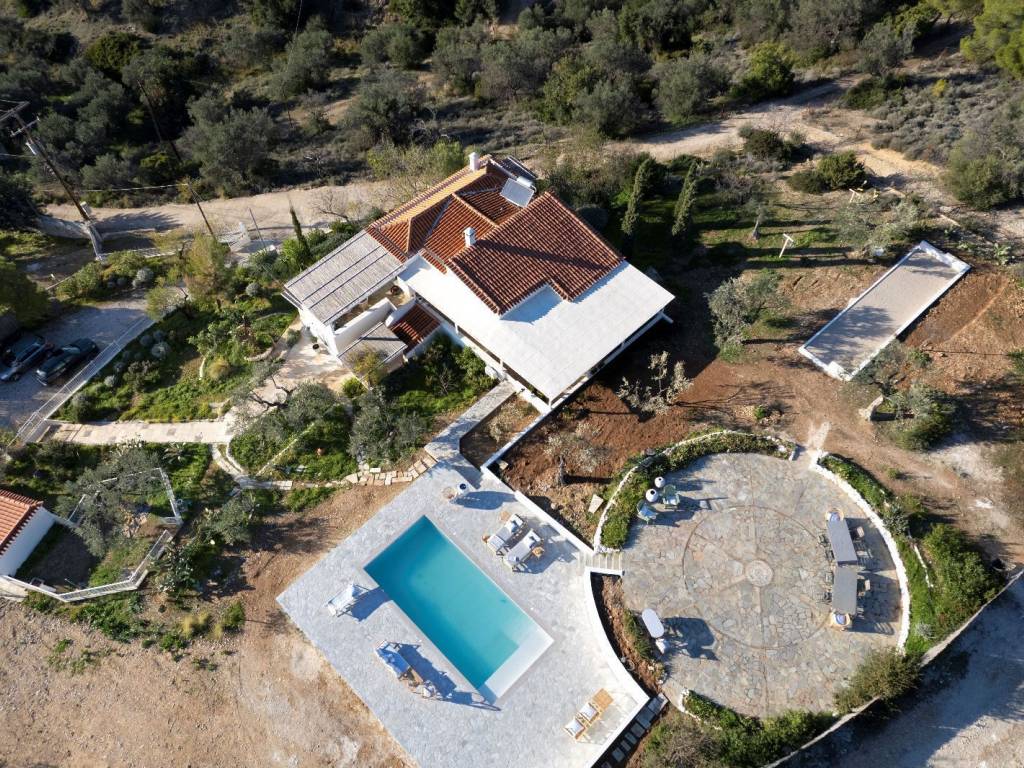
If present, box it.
[365,515,552,702]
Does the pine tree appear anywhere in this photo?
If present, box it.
[621,158,654,237]
[671,162,699,238]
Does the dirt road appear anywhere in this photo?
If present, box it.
[47,181,391,239]
[0,484,411,768]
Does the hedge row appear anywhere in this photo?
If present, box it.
[683,692,833,768]
[600,432,787,549]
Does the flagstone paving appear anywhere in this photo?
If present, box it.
[621,453,902,718]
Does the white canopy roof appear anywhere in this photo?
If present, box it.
[402,258,673,402]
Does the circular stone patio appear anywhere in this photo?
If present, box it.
[620,453,902,717]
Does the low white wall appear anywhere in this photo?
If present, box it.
[810,452,911,650]
[0,507,55,576]
[333,298,395,355]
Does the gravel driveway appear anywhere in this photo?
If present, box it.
[0,296,149,432]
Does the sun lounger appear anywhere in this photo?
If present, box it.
[376,641,412,679]
[564,717,587,740]
[326,584,368,616]
[577,701,600,724]
[486,514,524,553]
[505,530,542,570]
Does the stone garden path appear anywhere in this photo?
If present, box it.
[621,453,902,718]
[50,419,231,445]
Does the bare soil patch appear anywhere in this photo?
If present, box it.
[502,240,1024,561]
[0,483,412,768]
[460,396,538,468]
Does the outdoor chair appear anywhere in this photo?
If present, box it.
[326,584,368,616]
[853,526,866,541]
[591,689,613,715]
[636,501,657,524]
[820,590,831,604]
[486,513,524,554]
[505,530,543,570]
[578,701,600,724]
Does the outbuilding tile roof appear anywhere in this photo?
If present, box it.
[0,489,44,556]
[391,304,440,349]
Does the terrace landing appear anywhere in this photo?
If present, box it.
[622,453,901,718]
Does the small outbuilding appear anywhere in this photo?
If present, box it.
[0,489,55,576]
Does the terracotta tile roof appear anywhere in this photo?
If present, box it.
[423,197,497,264]
[366,159,518,263]
[391,303,440,349]
[365,157,622,315]
[448,192,623,314]
[0,489,44,556]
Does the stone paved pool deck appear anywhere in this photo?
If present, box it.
[622,453,901,718]
[278,455,645,768]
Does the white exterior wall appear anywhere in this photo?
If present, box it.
[298,306,338,355]
[0,507,55,576]
[333,298,396,355]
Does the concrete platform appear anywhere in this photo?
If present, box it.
[799,241,969,380]
[278,457,644,768]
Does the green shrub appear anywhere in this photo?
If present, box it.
[342,377,366,400]
[219,600,246,632]
[684,693,833,767]
[740,127,791,162]
[834,649,920,712]
[787,168,828,194]
[623,610,655,660]
[84,31,141,76]
[736,42,794,101]
[843,76,902,110]
[817,152,867,190]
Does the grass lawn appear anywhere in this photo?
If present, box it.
[89,534,154,586]
[59,295,296,423]
[386,355,491,422]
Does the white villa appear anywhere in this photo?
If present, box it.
[283,153,674,409]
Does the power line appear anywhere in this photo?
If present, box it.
[134,78,215,239]
[82,182,183,192]
[0,101,90,224]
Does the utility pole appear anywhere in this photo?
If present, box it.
[134,80,216,239]
[1,101,91,224]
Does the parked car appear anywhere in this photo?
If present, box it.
[0,335,54,382]
[35,338,98,385]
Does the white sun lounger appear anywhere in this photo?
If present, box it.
[487,514,524,553]
[564,717,587,740]
[326,584,368,616]
[505,530,543,570]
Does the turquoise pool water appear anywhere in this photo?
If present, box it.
[365,516,548,700]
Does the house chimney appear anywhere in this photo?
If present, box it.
[469,151,480,171]
[464,227,476,247]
